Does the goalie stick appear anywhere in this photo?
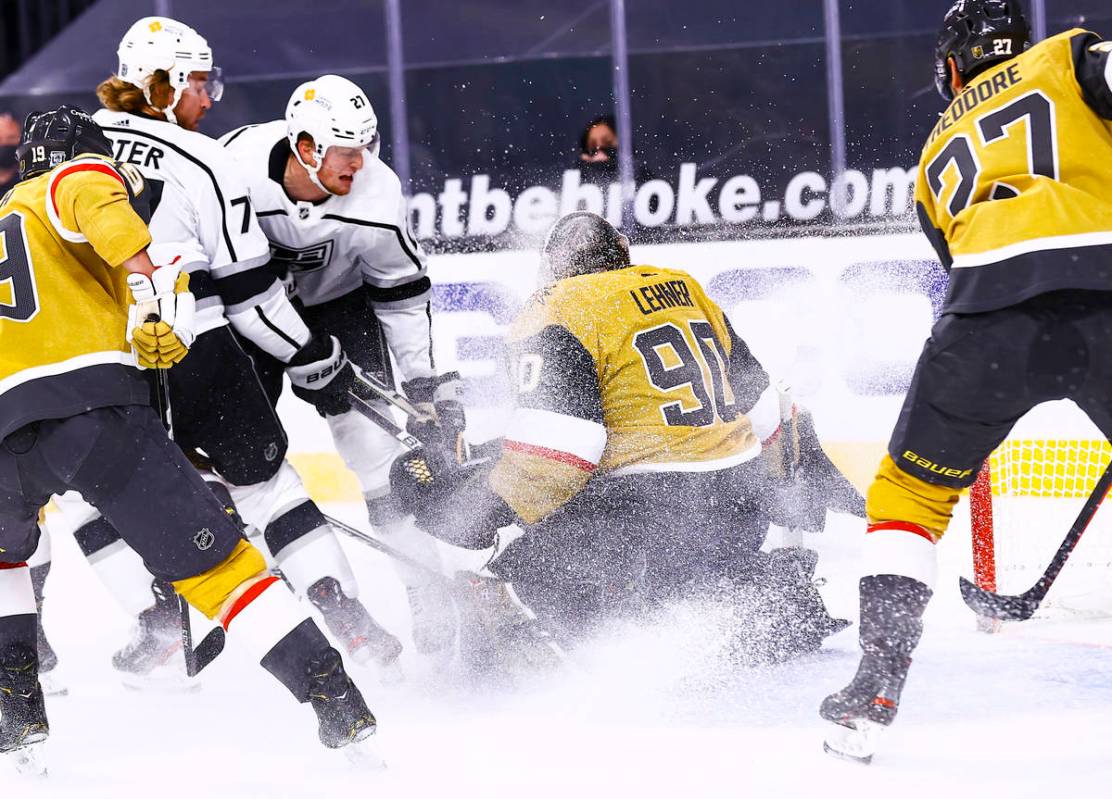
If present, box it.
[959,458,1112,621]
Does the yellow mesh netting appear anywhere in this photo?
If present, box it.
[989,439,1112,498]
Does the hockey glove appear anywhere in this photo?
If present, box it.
[126,257,196,369]
[390,449,510,549]
[401,372,467,453]
[287,335,355,416]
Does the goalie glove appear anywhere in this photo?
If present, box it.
[126,256,196,369]
[286,335,355,416]
[389,448,512,549]
[400,371,467,451]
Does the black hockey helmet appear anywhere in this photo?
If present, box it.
[540,211,631,284]
[934,0,1032,102]
[16,105,112,182]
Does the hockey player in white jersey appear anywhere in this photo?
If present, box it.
[45,17,403,681]
[221,75,462,657]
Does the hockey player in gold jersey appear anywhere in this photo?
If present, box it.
[822,0,1112,764]
[0,107,378,764]
[391,211,861,667]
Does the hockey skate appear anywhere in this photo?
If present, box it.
[0,643,49,776]
[113,581,195,692]
[307,577,404,683]
[306,648,385,767]
[819,652,911,764]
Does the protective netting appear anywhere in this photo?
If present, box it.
[989,439,1112,498]
[983,437,1112,617]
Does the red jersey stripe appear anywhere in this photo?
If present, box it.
[50,161,125,219]
[503,439,597,473]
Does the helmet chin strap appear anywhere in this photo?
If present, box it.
[143,83,183,126]
[293,146,334,195]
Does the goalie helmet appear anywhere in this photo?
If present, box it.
[16,105,112,181]
[116,16,223,125]
[286,75,380,194]
[934,0,1031,102]
[539,211,631,284]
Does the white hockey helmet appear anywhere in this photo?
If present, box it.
[116,17,223,125]
[286,75,379,193]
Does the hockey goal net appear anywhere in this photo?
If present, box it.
[970,413,1112,618]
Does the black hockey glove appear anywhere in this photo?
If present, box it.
[401,372,467,452]
[287,334,355,417]
[389,448,512,549]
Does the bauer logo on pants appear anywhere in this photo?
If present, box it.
[193,528,215,551]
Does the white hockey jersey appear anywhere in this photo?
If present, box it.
[221,120,434,380]
[93,110,311,362]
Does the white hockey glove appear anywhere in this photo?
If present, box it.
[126,256,196,369]
[287,335,355,416]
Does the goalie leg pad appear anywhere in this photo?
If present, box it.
[272,524,359,599]
[172,539,269,621]
[866,454,960,539]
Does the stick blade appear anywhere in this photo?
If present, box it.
[958,576,1038,621]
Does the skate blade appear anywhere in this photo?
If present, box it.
[822,719,885,765]
[6,740,48,777]
[338,733,387,771]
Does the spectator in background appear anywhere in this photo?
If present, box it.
[578,114,618,182]
[0,113,20,196]
[577,114,653,188]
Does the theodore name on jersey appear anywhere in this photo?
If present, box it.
[489,265,782,524]
[915,29,1112,314]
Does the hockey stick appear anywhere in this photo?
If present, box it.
[351,366,473,462]
[132,285,227,677]
[958,458,1112,621]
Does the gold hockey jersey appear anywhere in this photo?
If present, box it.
[916,29,1112,313]
[0,155,152,438]
[489,264,777,524]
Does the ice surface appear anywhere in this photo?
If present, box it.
[10,503,1112,798]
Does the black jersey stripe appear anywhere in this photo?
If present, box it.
[254,307,302,352]
[221,124,257,147]
[320,213,423,272]
[363,276,432,304]
[256,209,288,218]
[101,123,239,263]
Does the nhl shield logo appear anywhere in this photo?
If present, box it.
[193,528,215,551]
[298,205,310,220]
